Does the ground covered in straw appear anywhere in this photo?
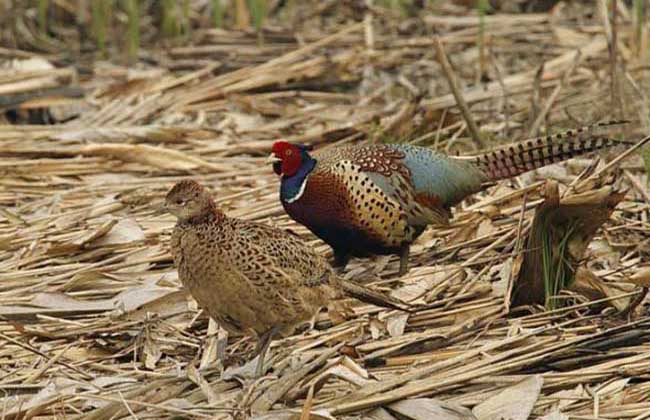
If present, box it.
[1,1,650,419]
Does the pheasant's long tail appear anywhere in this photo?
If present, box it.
[340,279,412,313]
[472,120,632,181]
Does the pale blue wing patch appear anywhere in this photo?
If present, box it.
[393,144,486,207]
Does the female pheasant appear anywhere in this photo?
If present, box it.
[166,180,409,378]
[269,121,630,275]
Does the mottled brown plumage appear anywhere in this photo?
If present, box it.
[166,180,407,377]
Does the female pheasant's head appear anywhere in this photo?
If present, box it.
[268,141,314,177]
[165,180,218,222]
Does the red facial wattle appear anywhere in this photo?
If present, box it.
[271,142,302,177]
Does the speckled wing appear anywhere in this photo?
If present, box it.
[233,220,411,312]
[231,219,340,290]
[316,147,415,247]
[172,217,338,336]
[318,144,483,229]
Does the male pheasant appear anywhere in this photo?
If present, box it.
[268,121,630,275]
[166,180,409,378]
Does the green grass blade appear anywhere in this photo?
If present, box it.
[124,0,140,61]
[248,0,267,33]
[38,0,48,34]
[212,0,223,28]
[92,0,109,57]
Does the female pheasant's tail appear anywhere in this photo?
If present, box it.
[340,279,413,313]
[472,120,632,182]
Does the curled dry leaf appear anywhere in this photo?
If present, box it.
[199,318,223,370]
[569,268,634,312]
[512,182,625,307]
[93,217,145,246]
[627,267,650,287]
[490,257,513,298]
[120,290,189,322]
[187,364,219,404]
[546,384,585,413]
[385,312,409,338]
[313,362,372,389]
[392,266,464,303]
[476,216,496,237]
[472,375,543,420]
[47,219,117,255]
[143,329,162,370]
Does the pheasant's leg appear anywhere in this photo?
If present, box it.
[398,245,410,276]
[332,249,351,273]
[253,326,279,378]
[306,310,319,332]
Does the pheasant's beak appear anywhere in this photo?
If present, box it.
[265,154,282,165]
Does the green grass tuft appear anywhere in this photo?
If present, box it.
[124,0,140,61]
[212,0,223,28]
[38,0,48,34]
[91,0,110,58]
[377,0,411,17]
[542,220,578,310]
[161,0,180,37]
[181,0,192,38]
[248,0,267,33]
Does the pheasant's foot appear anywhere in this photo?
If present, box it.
[304,311,320,333]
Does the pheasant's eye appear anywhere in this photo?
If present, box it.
[176,199,185,206]
[285,149,293,156]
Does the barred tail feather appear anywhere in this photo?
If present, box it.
[473,120,631,182]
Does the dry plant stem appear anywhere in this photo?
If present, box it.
[624,170,650,203]
[489,51,511,133]
[76,392,217,418]
[300,385,316,420]
[529,63,545,134]
[618,287,648,318]
[0,332,93,380]
[326,316,616,414]
[505,193,530,312]
[576,134,650,191]
[252,344,343,412]
[434,36,485,149]
[24,341,76,383]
